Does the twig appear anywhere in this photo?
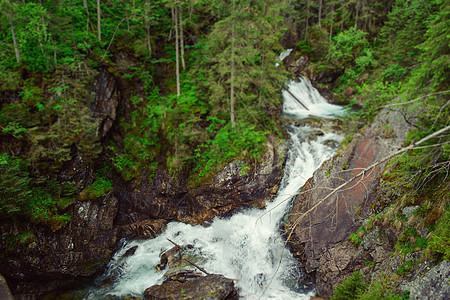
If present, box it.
[183,258,209,275]
[379,90,450,109]
[167,238,183,250]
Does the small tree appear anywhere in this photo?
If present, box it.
[0,154,31,219]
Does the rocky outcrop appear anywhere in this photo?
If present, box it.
[116,136,287,227]
[93,67,120,139]
[0,193,118,295]
[144,274,239,300]
[285,108,414,297]
[0,274,13,300]
[400,260,450,300]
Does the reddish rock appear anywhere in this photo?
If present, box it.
[286,108,414,297]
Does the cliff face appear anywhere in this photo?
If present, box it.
[285,107,414,297]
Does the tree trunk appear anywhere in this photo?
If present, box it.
[305,0,310,40]
[83,0,90,40]
[318,0,323,26]
[9,17,20,63]
[97,0,101,42]
[125,0,130,31]
[179,5,186,70]
[145,0,152,54]
[173,4,181,96]
[230,23,236,128]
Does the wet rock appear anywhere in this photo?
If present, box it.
[313,68,344,85]
[144,274,239,300]
[286,56,310,74]
[286,107,414,297]
[122,246,138,258]
[94,68,119,138]
[117,136,287,226]
[0,194,118,295]
[400,261,450,300]
[120,219,167,239]
[0,274,13,300]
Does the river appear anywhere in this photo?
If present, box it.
[85,77,344,299]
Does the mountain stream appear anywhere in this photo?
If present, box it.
[86,77,344,299]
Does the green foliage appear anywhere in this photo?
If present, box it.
[331,271,367,300]
[427,210,450,260]
[193,122,267,183]
[0,153,31,218]
[0,153,73,229]
[327,27,370,68]
[395,260,415,276]
[81,177,112,199]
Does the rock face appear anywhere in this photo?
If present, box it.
[286,108,414,297]
[144,274,239,300]
[400,260,450,300]
[116,136,287,227]
[0,274,13,300]
[0,193,118,295]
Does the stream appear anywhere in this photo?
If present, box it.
[85,77,344,299]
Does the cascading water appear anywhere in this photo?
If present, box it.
[85,78,344,299]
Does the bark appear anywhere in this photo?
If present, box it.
[179,6,186,70]
[230,23,236,128]
[97,0,101,42]
[173,4,181,96]
[318,0,323,26]
[83,0,90,40]
[145,0,152,54]
[9,17,20,63]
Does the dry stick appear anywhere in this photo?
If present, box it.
[379,90,450,108]
[166,238,210,275]
[285,89,309,110]
[183,257,210,275]
[260,125,450,299]
[167,238,182,250]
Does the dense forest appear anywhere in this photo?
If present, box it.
[0,0,448,298]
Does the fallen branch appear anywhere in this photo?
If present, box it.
[167,238,210,275]
[167,238,182,250]
[183,257,210,275]
[285,89,309,111]
[379,90,450,109]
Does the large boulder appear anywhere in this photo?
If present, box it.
[285,107,414,297]
[400,260,450,300]
[144,274,239,300]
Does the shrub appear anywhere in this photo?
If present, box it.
[331,271,367,300]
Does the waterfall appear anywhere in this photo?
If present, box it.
[283,77,344,118]
[85,78,343,300]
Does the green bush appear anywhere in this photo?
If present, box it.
[0,154,31,219]
[427,210,450,260]
[331,271,367,300]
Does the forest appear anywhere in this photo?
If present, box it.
[0,0,448,298]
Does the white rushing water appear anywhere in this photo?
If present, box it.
[86,78,343,300]
[283,77,344,118]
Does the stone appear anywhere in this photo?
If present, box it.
[402,206,420,220]
[400,261,450,300]
[0,274,13,300]
[117,136,288,226]
[144,274,239,300]
[285,108,415,297]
